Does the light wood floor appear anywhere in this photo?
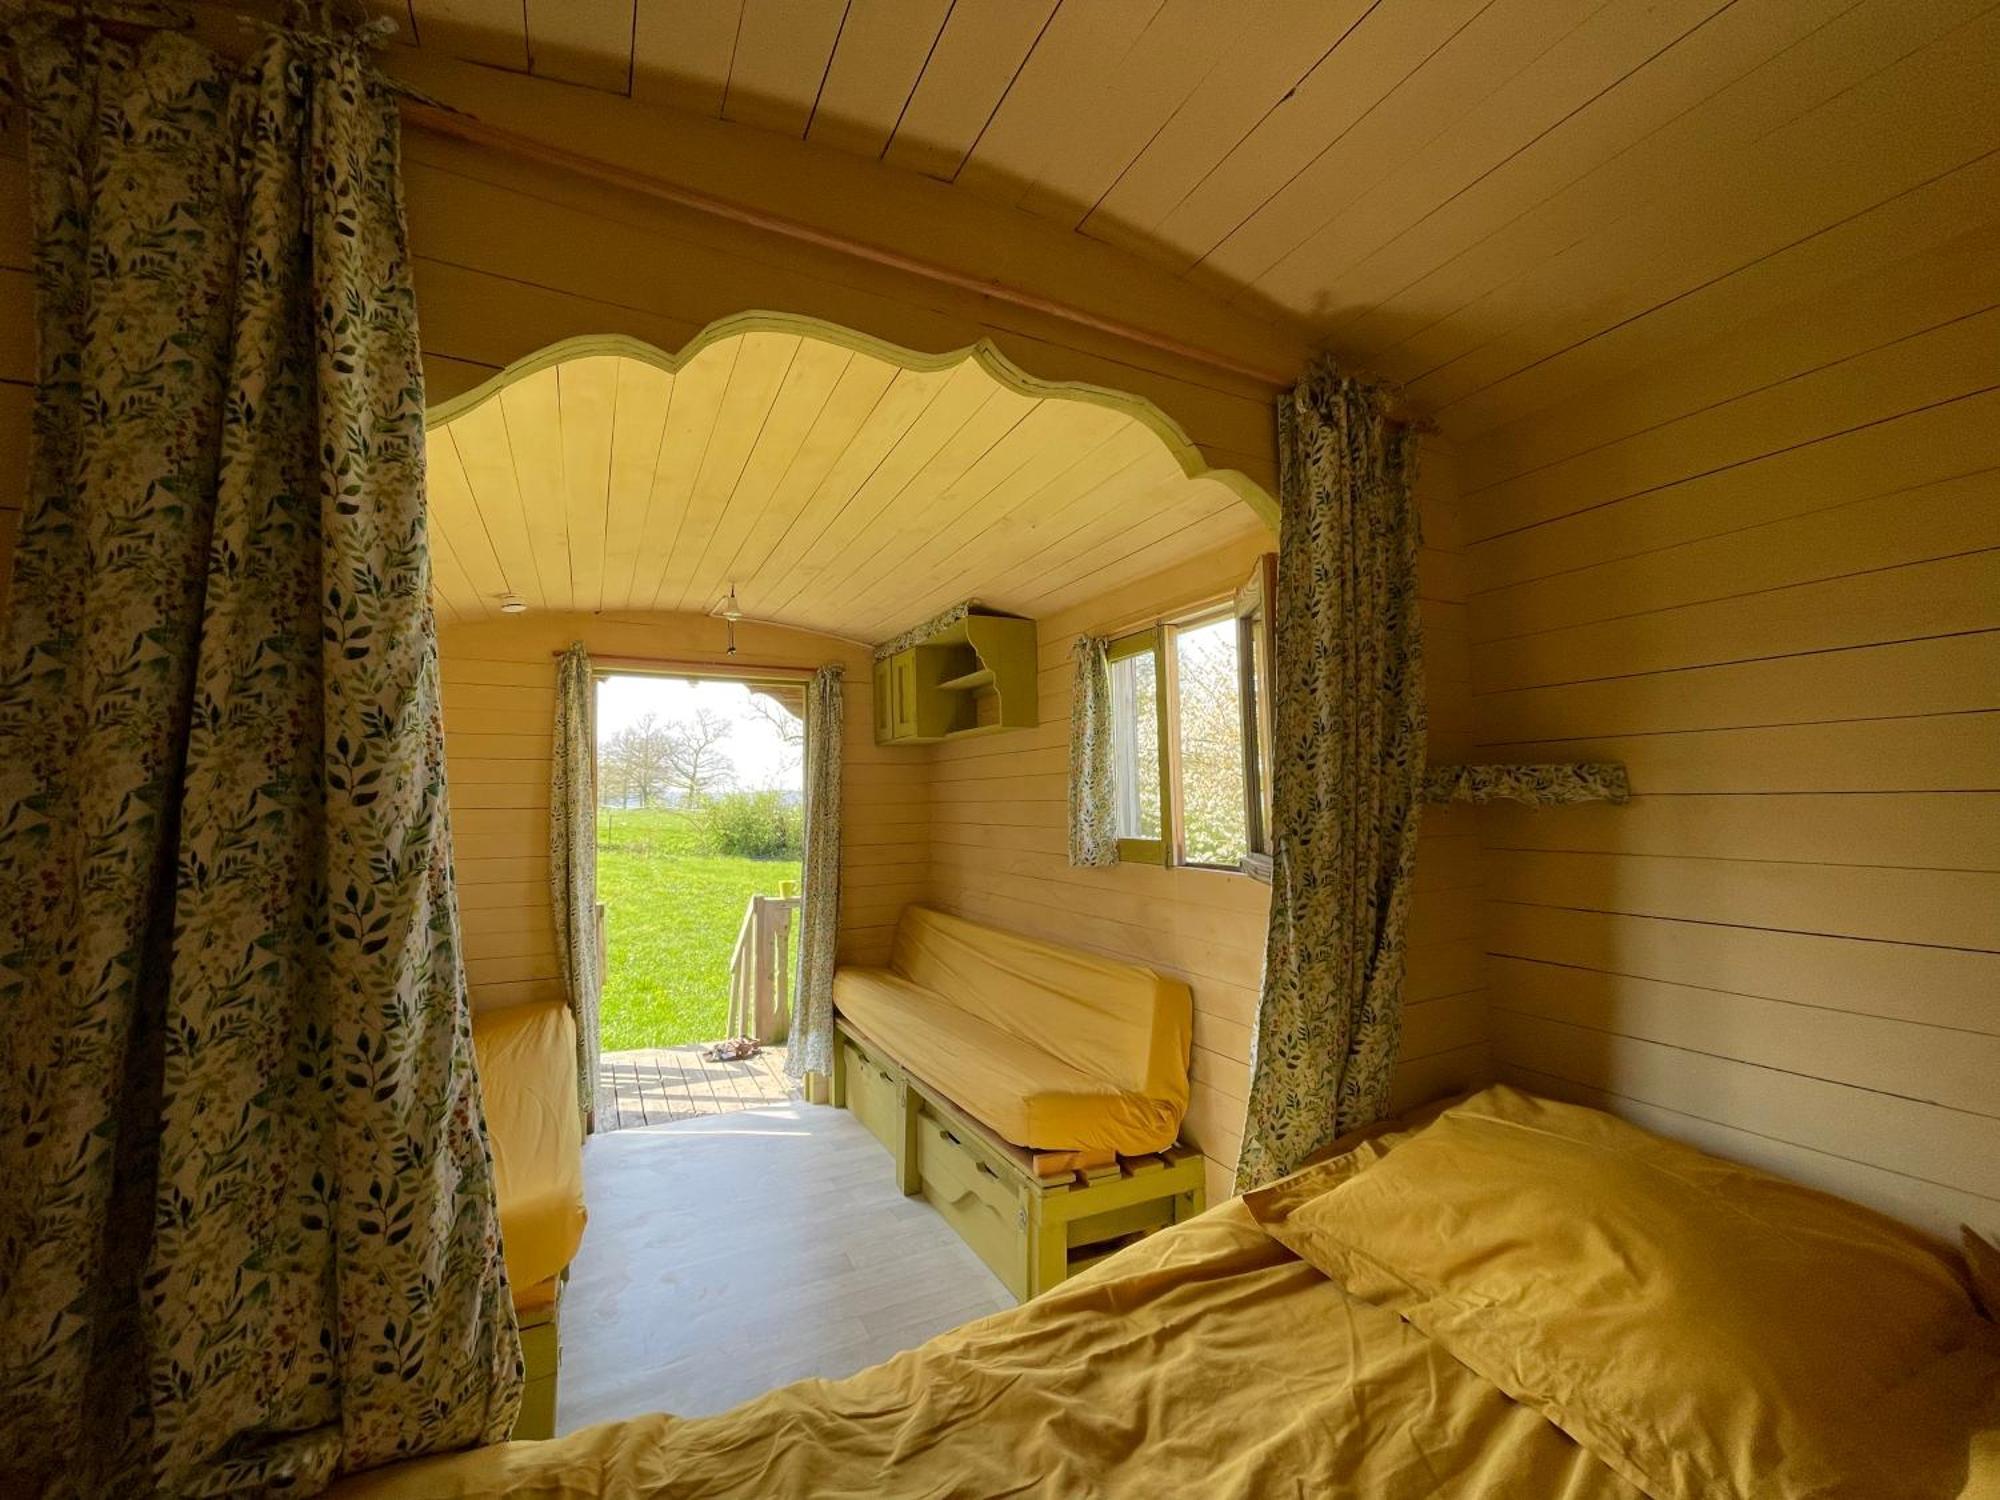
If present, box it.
[557,1101,1015,1433]
[595,1045,792,1132]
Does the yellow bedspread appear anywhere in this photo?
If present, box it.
[832,906,1191,1155]
[473,1002,587,1298]
[330,1195,1633,1500]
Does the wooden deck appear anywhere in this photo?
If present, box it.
[595,1045,794,1131]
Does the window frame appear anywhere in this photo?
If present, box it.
[1091,553,1278,881]
[1164,603,1251,875]
[1105,626,1170,865]
[1233,554,1278,882]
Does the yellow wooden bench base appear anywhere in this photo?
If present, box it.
[511,1281,562,1441]
[833,1017,1205,1301]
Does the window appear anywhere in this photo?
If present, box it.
[1171,613,1249,869]
[1106,629,1166,862]
[1234,553,1277,879]
[1101,554,1277,877]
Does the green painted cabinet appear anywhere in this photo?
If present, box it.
[872,658,895,741]
[873,609,1038,746]
[891,650,920,738]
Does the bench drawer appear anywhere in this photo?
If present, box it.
[916,1108,1016,1221]
[843,1034,902,1158]
[915,1107,1027,1299]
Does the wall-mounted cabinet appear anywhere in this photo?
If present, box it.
[873,609,1037,746]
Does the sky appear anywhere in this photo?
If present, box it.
[595,674,801,791]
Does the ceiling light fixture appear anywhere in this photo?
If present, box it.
[716,584,743,656]
[498,595,528,615]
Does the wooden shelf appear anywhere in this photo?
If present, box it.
[872,608,1037,746]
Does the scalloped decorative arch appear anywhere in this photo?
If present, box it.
[424,311,1277,637]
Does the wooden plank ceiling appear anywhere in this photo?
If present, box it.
[383,0,2000,439]
[424,329,1266,636]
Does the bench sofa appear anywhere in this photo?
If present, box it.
[831,906,1205,1300]
[471,1001,588,1441]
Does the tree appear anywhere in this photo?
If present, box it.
[746,691,805,784]
[1173,623,1249,866]
[746,691,803,749]
[598,712,678,810]
[665,707,736,807]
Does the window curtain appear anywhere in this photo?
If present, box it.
[0,17,520,1494]
[785,665,843,1084]
[550,642,601,1130]
[1236,360,1428,1192]
[1066,635,1119,867]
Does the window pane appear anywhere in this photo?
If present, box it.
[1174,617,1248,866]
[1109,647,1161,841]
[1241,604,1272,848]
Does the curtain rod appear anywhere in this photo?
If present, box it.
[398,100,1299,392]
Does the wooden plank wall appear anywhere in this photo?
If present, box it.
[437,612,925,1013]
[381,50,1296,500]
[1457,220,2000,1242]
[924,436,1488,1207]
[0,50,1304,627]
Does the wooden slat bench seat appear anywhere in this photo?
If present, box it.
[829,907,1203,1299]
[833,1015,1204,1301]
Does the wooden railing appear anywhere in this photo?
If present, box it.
[726,892,799,1044]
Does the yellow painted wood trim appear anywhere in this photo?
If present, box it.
[1103,628,1158,664]
[423,316,1280,532]
[1104,624,1172,863]
[1115,837,1166,866]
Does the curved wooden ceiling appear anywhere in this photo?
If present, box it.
[424,319,1272,638]
[379,1,2000,440]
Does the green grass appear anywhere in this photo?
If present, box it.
[595,807,800,1050]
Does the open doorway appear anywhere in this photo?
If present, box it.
[592,671,805,1130]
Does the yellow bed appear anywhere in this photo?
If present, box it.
[330,1196,1630,1500]
[331,1088,2000,1500]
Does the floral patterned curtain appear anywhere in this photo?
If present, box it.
[1236,360,1428,1192]
[1067,635,1119,868]
[550,643,601,1130]
[0,16,520,1494]
[785,665,843,1084]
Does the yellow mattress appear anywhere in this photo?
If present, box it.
[328,1193,1636,1500]
[832,906,1191,1155]
[472,1001,587,1299]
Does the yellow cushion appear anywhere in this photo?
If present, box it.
[472,1001,588,1300]
[834,967,1181,1154]
[888,908,1190,1107]
[512,1274,561,1324]
[1253,1085,2000,1500]
[832,906,1192,1155]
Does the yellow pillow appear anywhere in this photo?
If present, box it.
[1252,1086,2000,1500]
